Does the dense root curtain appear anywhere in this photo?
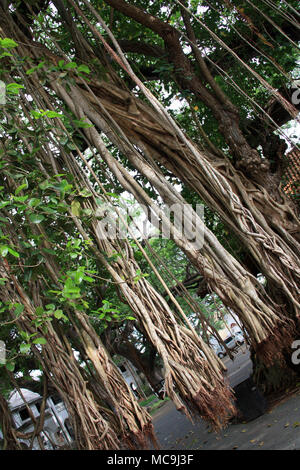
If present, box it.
[0,259,144,450]
[71,311,158,449]
[71,209,236,428]
[1,2,299,432]
[54,82,295,365]
[60,0,300,319]
[0,213,157,449]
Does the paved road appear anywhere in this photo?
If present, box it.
[151,347,300,450]
[153,391,300,450]
[151,347,252,449]
[224,345,252,387]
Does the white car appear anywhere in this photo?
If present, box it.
[223,333,245,350]
[234,331,245,345]
[212,332,245,359]
[223,335,237,349]
[215,344,227,359]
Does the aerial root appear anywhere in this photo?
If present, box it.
[122,421,160,450]
[183,381,237,431]
[254,322,296,366]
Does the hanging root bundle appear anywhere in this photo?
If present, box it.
[163,357,237,430]
[49,70,298,368]
[0,260,120,450]
[74,318,159,449]
[90,243,237,430]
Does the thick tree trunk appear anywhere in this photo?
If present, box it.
[251,349,299,396]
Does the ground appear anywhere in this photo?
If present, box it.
[152,347,300,450]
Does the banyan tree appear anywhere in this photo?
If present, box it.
[0,0,299,450]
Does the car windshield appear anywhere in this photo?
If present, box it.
[224,337,233,344]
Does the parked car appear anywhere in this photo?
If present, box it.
[234,331,245,345]
[215,344,227,359]
[224,335,237,350]
[223,333,245,350]
[212,331,245,359]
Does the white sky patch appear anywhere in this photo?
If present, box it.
[280,118,300,151]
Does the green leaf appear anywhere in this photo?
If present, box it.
[45,304,55,310]
[13,195,28,202]
[77,64,91,74]
[79,188,92,197]
[44,110,63,118]
[6,83,24,94]
[29,213,45,224]
[54,310,68,322]
[0,38,18,48]
[71,200,81,217]
[20,343,31,354]
[39,180,51,190]
[32,337,47,345]
[36,60,45,69]
[0,201,10,209]
[15,182,28,195]
[7,247,19,258]
[35,306,44,315]
[83,275,94,283]
[0,51,12,58]
[59,136,68,146]
[0,245,8,257]
[82,208,93,216]
[6,362,15,372]
[28,198,41,207]
[64,61,77,69]
[73,119,93,129]
[74,271,84,283]
[31,110,43,119]
[14,304,25,316]
[58,180,73,194]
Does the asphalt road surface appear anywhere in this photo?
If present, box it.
[224,345,252,387]
[152,346,253,450]
[153,390,300,450]
[151,346,300,450]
